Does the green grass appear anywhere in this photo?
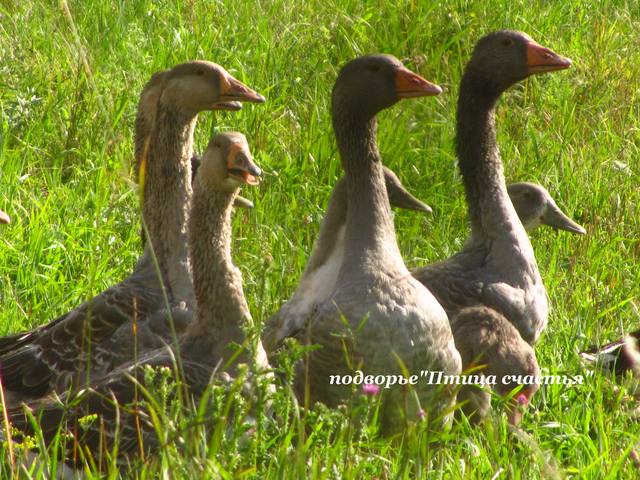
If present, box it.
[1,0,639,477]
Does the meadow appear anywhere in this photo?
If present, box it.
[1,0,639,477]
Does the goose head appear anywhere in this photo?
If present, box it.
[332,54,442,120]
[157,60,265,115]
[135,61,264,175]
[508,182,586,234]
[198,132,262,192]
[466,30,571,94]
[191,154,255,209]
[0,209,9,224]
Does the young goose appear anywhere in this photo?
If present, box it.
[451,306,540,425]
[0,209,9,224]
[412,31,572,345]
[191,154,255,209]
[0,62,264,403]
[295,55,461,431]
[8,132,268,462]
[263,166,431,353]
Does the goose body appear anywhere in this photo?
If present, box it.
[412,31,572,345]
[0,62,264,403]
[263,166,431,353]
[8,132,269,462]
[295,55,460,430]
[451,306,539,424]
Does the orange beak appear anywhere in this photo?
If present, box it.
[394,66,442,99]
[227,143,262,186]
[526,40,572,75]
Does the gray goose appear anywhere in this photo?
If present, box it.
[295,55,461,431]
[8,132,269,464]
[412,31,572,345]
[0,61,264,403]
[264,181,583,355]
[452,182,582,424]
[262,166,432,353]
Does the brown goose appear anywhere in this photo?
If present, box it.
[452,306,539,425]
[262,166,431,353]
[8,132,268,463]
[0,62,264,403]
[412,31,572,345]
[295,55,461,431]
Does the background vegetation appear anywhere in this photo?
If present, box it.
[1,0,639,477]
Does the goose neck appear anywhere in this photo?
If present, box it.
[142,106,196,306]
[332,109,403,275]
[456,73,521,243]
[185,182,249,345]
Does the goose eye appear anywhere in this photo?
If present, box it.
[370,65,381,72]
[502,38,514,47]
[196,70,205,76]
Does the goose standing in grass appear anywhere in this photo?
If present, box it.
[262,166,432,354]
[451,182,582,424]
[8,132,269,463]
[412,31,573,345]
[0,61,264,403]
[264,181,583,355]
[295,54,461,431]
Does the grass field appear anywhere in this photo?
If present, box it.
[1,0,639,477]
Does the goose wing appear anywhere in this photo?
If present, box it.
[0,262,167,402]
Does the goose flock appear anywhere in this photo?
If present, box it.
[1,29,613,466]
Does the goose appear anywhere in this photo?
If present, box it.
[8,132,269,463]
[0,61,264,403]
[295,54,461,431]
[581,330,640,376]
[262,166,432,353]
[0,209,9,224]
[264,180,584,355]
[451,181,581,424]
[451,306,539,425]
[412,31,572,345]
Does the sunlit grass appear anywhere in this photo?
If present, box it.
[1,0,639,477]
